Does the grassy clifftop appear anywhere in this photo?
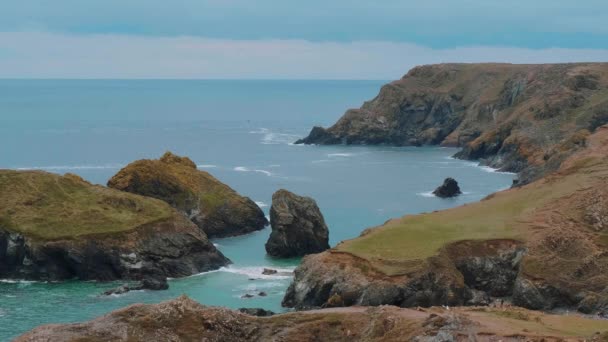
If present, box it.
[0,170,173,240]
[285,126,608,311]
[337,125,608,283]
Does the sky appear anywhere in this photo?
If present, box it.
[1,0,607,79]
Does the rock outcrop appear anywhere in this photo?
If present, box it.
[432,177,462,198]
[284,126,608,314]
[297,63,608,184]
[108,152,268,238]
[265,189,330,258]
[0,170,229,282]
[17,296,608,341]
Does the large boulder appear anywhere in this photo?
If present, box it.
[108,152,268,238]
[432,177,462,198]
[0,170,229,282]
[265,189,329,258]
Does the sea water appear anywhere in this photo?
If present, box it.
[0,80,514,339]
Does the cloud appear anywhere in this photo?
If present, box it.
[0,31,607,79]
[0,0,607,49]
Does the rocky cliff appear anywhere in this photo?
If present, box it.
[284,126,608,314]
[17,296,608,341]
[108,152,268,238]
[297,63,608,184]
[0,170,229,281]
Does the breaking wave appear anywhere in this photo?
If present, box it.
[234,166,273,176]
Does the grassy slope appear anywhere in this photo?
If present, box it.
[0,170,173,240]
[337,128,608,276]
[108,152,247,215]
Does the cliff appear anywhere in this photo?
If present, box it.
[297,63,608,184]
[17,296,608,341]
[284,126,608,314]
[108,152,268,238]
[0,170,229,281]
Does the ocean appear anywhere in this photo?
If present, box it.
[0,80,514,339]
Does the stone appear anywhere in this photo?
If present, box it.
[265,189,330,258]
[262,268,277,275]
[433,178,462,198]
[237,308,275,317]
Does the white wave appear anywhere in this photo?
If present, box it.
[249,128,270,134]
[417,191,435,198]
[0,279,39,284]
[233,166,273,176]
[327,153,354,157]
[219,266,295,280]
[15,164,123,171]
[311,159,330,164]
[213,243,222,248]
[237,281,285,292]
[197,164,217,169]
[255,201,268,208]
[477,165,515,174]
[261,132,300,145]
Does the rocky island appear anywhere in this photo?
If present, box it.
[0,170,229,281]
[108,152,268,238]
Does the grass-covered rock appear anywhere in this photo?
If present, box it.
[0,170,229,281]
[108,152,268,238]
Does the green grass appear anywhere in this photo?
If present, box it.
[0,170,173,240]
[336,155,602,275]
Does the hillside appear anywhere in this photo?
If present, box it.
[284,126,608,313]
[297,63,608,184]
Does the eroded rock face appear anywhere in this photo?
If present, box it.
[432,178,462,198]
[265,189,330,258]
[283,241,526,311]
[0,214,230,282]
[108,152,268,238]
[0,170,229,282]
[297,63,608,184]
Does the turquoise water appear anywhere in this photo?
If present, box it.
[0,80,514,340]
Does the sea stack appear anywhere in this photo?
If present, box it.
[265,189,330,258]
[108,152,268,238]
[433,177,462,198]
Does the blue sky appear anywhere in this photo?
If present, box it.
[1,1,607,78]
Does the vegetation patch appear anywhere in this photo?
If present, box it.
[0,170,173,240]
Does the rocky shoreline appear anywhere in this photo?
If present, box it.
[296,63,608,185]
[282,125,608,316]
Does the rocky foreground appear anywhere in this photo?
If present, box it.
[0,170,229,281]
[108,152,268,238]
[17,296,608,341]
[283,125,608,315]
[297,63,608,185]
